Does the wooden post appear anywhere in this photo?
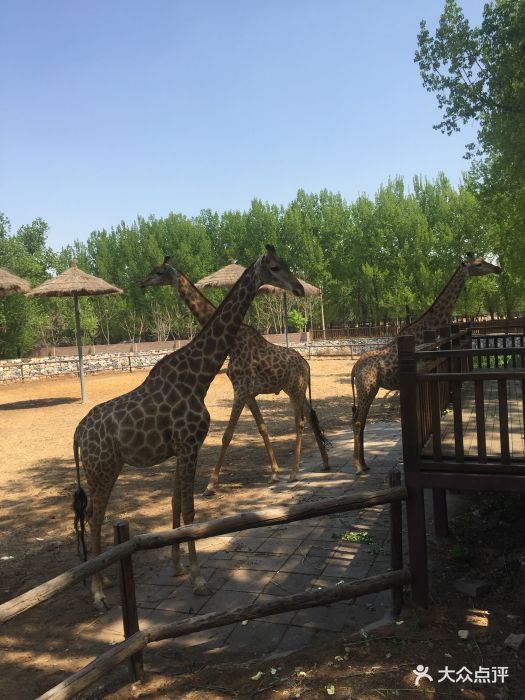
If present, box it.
[113,522,144,682]
[398,334,429,607]
[451,323,460,372]
[431,327,451,538]
[465,325,473,371]
[389,469,403,615]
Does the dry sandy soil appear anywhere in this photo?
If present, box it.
[1,358,524,699]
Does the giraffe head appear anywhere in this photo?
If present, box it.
[256,245,305,297]
[463,255,502,277]
[137,256,178,288]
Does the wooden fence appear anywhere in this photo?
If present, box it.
[398,327,525,607]
[0,479,408,700]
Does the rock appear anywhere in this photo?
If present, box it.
[458,630,470,640]
[504,633,525,651]
[454,578,491,597]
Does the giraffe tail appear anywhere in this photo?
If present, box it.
[309,406,332,451]
[351,366,357,418]
[73,428,88,562]
[307,366,332,451]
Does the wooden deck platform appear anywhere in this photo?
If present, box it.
[422,376,525,463]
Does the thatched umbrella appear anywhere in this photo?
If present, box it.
[26,260,122,401]
[0,267,31,295]
[195,262,320,296]
[196,262,323,345]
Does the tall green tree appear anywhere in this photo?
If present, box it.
[415,0,525,276]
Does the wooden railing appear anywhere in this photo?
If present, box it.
[465,318,525,335]
[399,328,525,470]
[0,480,408,700]
[398,327,525,608]
[471,333,525,369]
[415,326,472,452]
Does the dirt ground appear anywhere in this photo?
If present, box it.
[1,358,524,699]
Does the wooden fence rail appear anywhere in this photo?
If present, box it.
[0,486,406,624]
[2,480,407,700]
[38,570,410,700]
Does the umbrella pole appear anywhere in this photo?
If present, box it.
[320,289,326,340]
[283,291,289,348]
[73,293,86,402]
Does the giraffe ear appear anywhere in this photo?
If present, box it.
[163,256,171,264]
[265,244,277,256]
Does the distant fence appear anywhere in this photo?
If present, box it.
[0,335,389,383]
[5,320,521,384]
[0,351,177,383]
[312,325,402,340]
[29,333,308,358]
[312,317,525,341]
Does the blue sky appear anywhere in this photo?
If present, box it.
[1,1,483,250]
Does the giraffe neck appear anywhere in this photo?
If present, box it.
[177,261,262,394]
[402,264,468,342]
[177,273,216,326]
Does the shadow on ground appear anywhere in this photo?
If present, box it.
[0,396,79,410]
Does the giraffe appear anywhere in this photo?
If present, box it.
[138,257,330,493]
[351,256,501,472]
[73,245,304,608]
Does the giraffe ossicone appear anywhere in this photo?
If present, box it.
[73,246,304,608]
[350,256,501,473]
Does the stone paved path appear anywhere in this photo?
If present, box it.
[81,422,403,668]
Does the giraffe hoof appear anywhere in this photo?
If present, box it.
[202,487,216,497]
[93,592,109,611]
[192,579,212,596]
[355,464,369,474]
[173,563,186,577]
[288,473,298,482]
[269,474,280,484]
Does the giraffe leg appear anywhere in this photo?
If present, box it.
[246,397,280,483]
[352,385,379,473]
[203,397,245,496]
[177,445,211,595]
[81,451,123,609]
[86,469,120,609]
[171,466,185,577]
[289,398,305,481]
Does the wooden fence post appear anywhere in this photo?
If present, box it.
[389,468,403,615]
[398,334,429,607]
[113,522,144,682]
[430,328,452,538]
